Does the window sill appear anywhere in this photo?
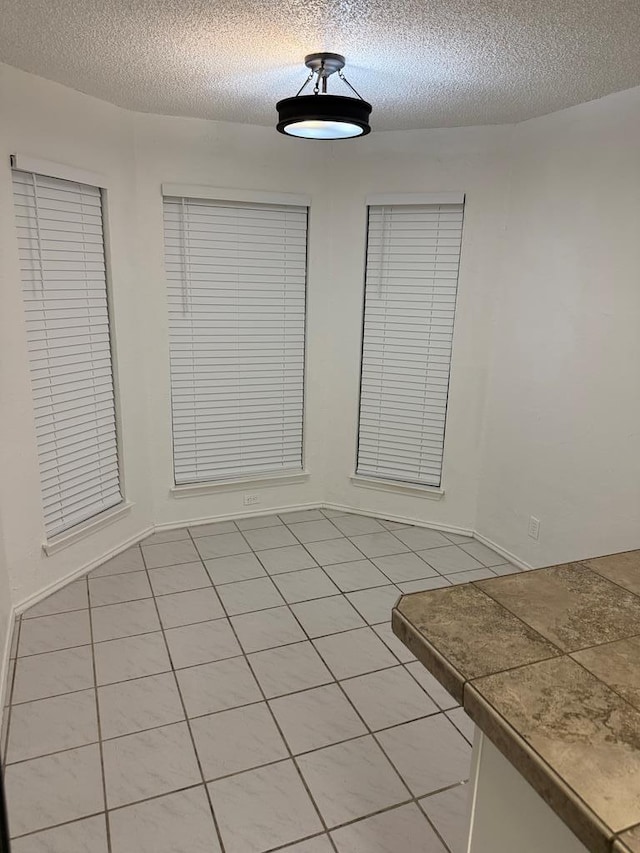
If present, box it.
[350,475,445,500]
[42,501,134,556]
[170,471,310,498]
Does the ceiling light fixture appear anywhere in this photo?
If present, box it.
[276,53,372,140]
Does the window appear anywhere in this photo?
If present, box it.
[12,168,121,537]
[163,193,308,484]
[356,197,465,488]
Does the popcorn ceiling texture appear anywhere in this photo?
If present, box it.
[1,0,639,129]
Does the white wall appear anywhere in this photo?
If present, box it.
[0,64,337,612]
[477,87,640,565]
[0,64,153,609]
[132,112,333,526]
[132,115,512,533]
[1,58,639,623]
[321,127,513,530]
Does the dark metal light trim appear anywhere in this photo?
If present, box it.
[276,94,372,138]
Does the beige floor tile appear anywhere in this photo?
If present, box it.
[298,736,408,827]
[5,744,103,836]
[249,641,333,698]
[208,760,322,853]
[270,683,366,754]
[11,815,108,853]
[377,715,471,796]
[91,598,160,642]
[98,672,184,739]
[177,656,262,718]
[8,689,98,762]
[109,787,220,853]
[331,802,446,853]
[102,722,200,808]
[12,646,94,703]
[191,702,287,780]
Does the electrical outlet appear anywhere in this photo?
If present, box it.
[243,494,260,506]
[528,516,540,540]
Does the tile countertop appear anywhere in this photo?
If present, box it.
[391,552,640,853]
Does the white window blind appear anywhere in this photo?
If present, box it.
[163,195,308,484]
[357,202,465,487]
[12,169,121,537]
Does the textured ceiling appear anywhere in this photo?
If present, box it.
[1,0,640,130]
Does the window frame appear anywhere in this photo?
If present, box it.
[11,154,127,547]
[354,192,466,493]
[161,184,311,492]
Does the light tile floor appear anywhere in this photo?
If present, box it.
[4,509,521,853]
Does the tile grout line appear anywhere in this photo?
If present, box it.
[444,709,475,747]
[192,521,496,599]
[237,516,466,853]
[9,623,457,706]
[7,774,469,848]
[206,520,464,852]
[10,809,111,843]
[255,516,405,637]
[4,673,455,770]
[19,587,631,667]
[185,527,343,853]
[254,524,425,700]
[18,527,500,620]
[21,511,508,598]
[138,538,230,853]
[325,674,456,852]
[8,769,469,847]
[11,523,477,701]
[475,578,640,658]
[294,609,458,852]
[250,513,408,588]
[8,620,457,719]
[84,551,492,595]
[85,571,114,853]
[132,516,471,716]
[7,512,503,848]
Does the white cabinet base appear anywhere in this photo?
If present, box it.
[467,731,590,853]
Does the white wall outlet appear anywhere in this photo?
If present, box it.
[528,516,540,540]
[243,494,260,506]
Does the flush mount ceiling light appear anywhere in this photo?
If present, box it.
[276,53,372,140]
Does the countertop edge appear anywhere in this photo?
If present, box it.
[393,600,616,853]
[391,607,465,705]
[613,823,640,853]
[392,561,640,853]
[464,681,614,853]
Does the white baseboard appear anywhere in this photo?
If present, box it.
[12,503,532,621]
[15,503,324,617]
[152,502,325,533]
[0,501,529,750]
[3,525,157,742]
[472,531,532,571]
[323,502,531,568]
[322,502,474,538]
[0,607,17,707]
[12,506,533,622]
[15,524,155,615]
[0,607,18,755]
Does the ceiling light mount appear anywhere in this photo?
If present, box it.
[276,52,372,140]
[304,52,345,77]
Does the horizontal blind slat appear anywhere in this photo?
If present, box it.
[164,195,307,484]
[13,169,121,536]
[357,202,463,488]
